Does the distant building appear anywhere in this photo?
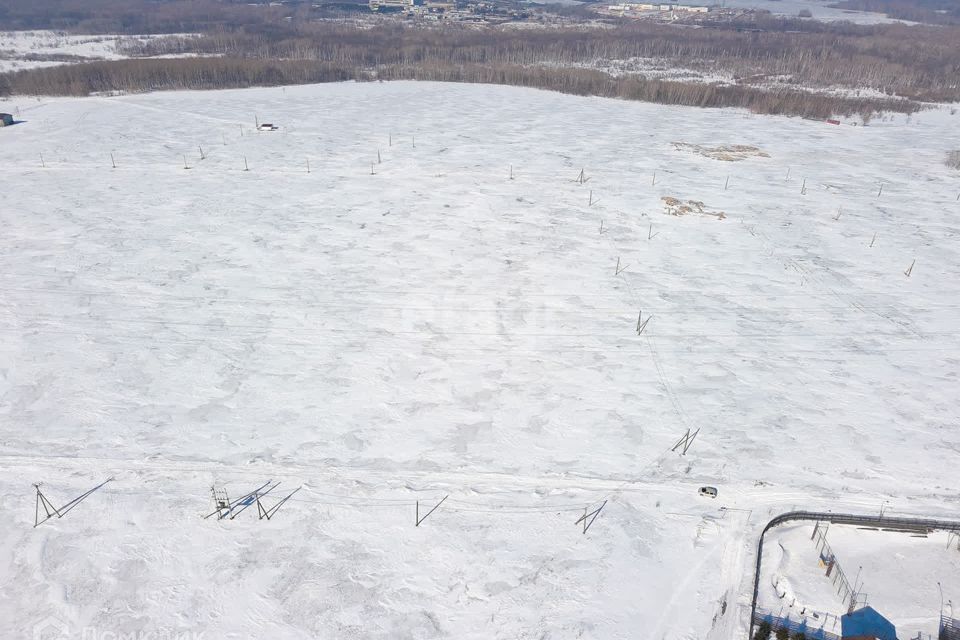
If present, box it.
[607,2,658,11]
[0,113,14,127]
[369,0,415,11]
[841,607,897,640]
[654,3,710,10]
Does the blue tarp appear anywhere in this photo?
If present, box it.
[841,606,897,640]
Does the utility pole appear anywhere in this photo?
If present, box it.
[939,582,945,620]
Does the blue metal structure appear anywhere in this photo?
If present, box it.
[841,606,896,640]
[941,614,960,640]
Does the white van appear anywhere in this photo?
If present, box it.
[698,486,718,498]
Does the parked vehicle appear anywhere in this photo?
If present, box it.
[699,486,718,498]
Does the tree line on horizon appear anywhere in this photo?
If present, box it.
[115,18,960,103]
[2,10,958,118]
[0,56,923,120]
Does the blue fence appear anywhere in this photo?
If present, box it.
[753,610,840,640]
[942,614,960,640]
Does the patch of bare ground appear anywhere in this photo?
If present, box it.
[661,196,726,219]
[947,150,960,170]
[672,142,770,161]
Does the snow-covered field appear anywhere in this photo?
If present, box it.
[1,82,959,639]
[543,57,736,85]
[0,30,195,73]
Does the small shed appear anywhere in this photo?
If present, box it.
[0,113,14,127]
[841,606,897,640]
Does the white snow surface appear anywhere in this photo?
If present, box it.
[0,82,959,639]
[0,30,195,73]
